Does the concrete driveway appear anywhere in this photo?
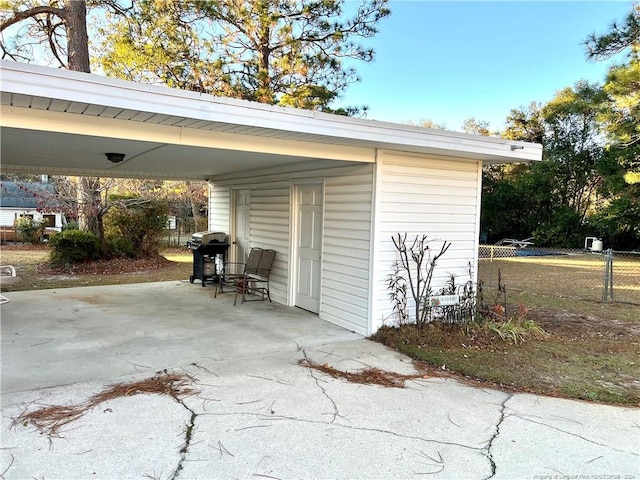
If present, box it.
[1,281,638,479]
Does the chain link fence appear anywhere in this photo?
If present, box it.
[478,245,640,306]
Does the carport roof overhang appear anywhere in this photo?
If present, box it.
[0,61,542,180]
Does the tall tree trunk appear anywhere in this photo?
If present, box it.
[190,197,201,231]
[64,0,103,248]
[77,176,104,247]
[64,0,90,73]
[185,181,205,232]
[1,0,105,247]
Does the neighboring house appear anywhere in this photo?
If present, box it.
[0,181,65,240]
[0,60,542,335]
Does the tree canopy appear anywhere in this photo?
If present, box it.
[0,0,128,71]
[97,0,390,113]
[2,0,390,113]
[585,4,639,61]
[480,4,640,250]
[585,3,639,184]
[482,83,610,247]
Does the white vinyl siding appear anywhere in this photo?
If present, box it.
[372,152,481,330]
[0,210,19,227]
[208,180,290,305]
[0,209,63,229]
[248,184,291,303]
[208,184,230,233]
[209,163,373,335]
[321,169,373,335]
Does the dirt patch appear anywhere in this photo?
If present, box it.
[528,307,640,338]
[3,244,182,277]
[56,294,113,305]
[2,246,192,292]
[38,254,175,276]
[1,243,50,251]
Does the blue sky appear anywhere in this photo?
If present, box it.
[336,1,634,131]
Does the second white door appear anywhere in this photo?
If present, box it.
[295,183,323,313]
[234,189,250,263]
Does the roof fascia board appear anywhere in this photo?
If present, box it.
[376,138,540,163]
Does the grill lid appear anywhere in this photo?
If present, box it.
[191,231,227,244]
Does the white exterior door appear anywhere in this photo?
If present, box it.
[234,189,250,263]
[295,183,323,313]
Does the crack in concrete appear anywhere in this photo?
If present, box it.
[414,450,445,475]
[481,392,513,480]
[289,345,498,478]
[169,397,198,480]
[200,411,483,453]
[512,415,639,456]
[1,452,15,479]
[188,362,219,377]
[307,368,340,423]
[298,347,341,423]
[100,344,151,373]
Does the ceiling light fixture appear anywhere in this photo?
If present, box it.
[105,152,126,163]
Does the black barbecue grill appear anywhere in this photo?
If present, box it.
[187,231,229,287]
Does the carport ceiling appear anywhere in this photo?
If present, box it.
[2,128,332,180]
[0,61,541,180]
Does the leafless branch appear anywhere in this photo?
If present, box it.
[1,6,64,32]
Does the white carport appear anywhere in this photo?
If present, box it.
[0,60,541,335]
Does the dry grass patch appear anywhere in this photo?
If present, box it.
[371,311,640,405]
[1,245,193,291]
[478,254,640,305]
